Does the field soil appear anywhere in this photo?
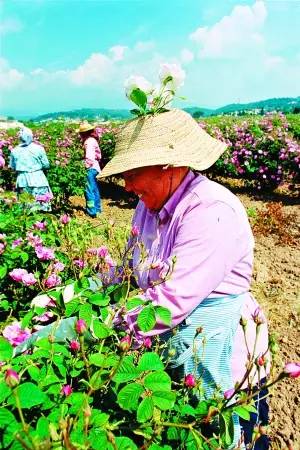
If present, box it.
[71,177,300,450]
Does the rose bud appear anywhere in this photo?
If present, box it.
[143,337,152,348]
[69,340,80,352]
[5,369,20,388]
[224,388,235,400]
[75,319,87,335]
[184,374,196,388]
[119,335,131,352]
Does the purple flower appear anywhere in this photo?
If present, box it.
[61,384,73,396]
[21,273,37,286]
[75,319,87,335]
[9,268,28,282]
[60,214,71,225]
[251,307,265,325]
[35,246,55,261]
[44,273,61,288]
[3,321,31,346]
[284,362,300,379]
[73,258,85,269]
[5,369,20,388]
[98,246,109,258]
[184,374,196,388]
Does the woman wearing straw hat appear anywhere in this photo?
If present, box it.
[78,121,102,218]
[99,107,270,448]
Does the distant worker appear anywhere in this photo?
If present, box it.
[9,126,52,211]
[78,122,102,218]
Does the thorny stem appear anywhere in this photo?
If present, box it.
[79,335,91,380]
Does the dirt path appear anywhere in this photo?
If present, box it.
[71,180,300,449]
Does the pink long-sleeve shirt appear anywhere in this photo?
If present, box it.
[84,136,101,172]
[126,171,269,385]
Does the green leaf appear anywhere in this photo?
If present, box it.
[16,382,47,409]
[137,396,154,422]
[126,297,145,311]
[195,400,209,417]
[91,410,109,427]
[28,366,41,382]
[117,383,145,411]
[220,411,234,448]
[115,436,138,450]
[90,353,118,368]
[137,352,164,372]
[155,306,171,326]
[93,320,112,339]
[21,310,34,328]
[144,371,171,392]
[152,390,176,410]
[0,382,11,402]
[234,405,251,421]
[36,416,49,439]
[0,264,7,279]
[89,292,110,306]
[0,408,17,428]
[0,337,13,360]
[79,303,93,327]
[180,404,196,417]
[113,356,140,383]
[137,306,156,332]
[65,299,80,317]
[162,75,173,86]
[129,88,147,110]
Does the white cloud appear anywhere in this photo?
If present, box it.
[69,53,114,86]
[190,0,267,59]
[134,41,155,52]
[263,55,284,70]
[109,45,128,62]
[180,48,194,64]
[0,18,22,35]
[0,58,24,90]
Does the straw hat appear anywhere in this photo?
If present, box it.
[99,108,227,178]
[77,121,95,133]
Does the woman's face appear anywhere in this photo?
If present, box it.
[123,166,186,211]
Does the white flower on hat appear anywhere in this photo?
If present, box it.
[159,63,185,91]
[124,75,153,99]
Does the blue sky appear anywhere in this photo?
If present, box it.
[0,0,299,117]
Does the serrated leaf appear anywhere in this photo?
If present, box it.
[118,383,144,411]
[113,356,140,383]
[180,404,196,417]
[0,337,13,360]
[115,436,138,450]
[93,320,112,339]
[144,371,171,392]
[89,292,110,306]
[137,306,156,332]
[65,299,80,317]
[137,352,164,372]
[79,303,93,326]
[137,396,154,422]
[21,310,34,328]
[155,306,171,326]
[91,410,109,427]
[0,382,11,402]
[0,264,7,278]
[152,390,176,410]
[16,382,47,409]
[28,366,41,382]
[126,297,145,311]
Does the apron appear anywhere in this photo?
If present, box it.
[162,293,247,448]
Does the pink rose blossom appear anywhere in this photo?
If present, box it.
[36,192,53,203]
[35,246,55,261]
[12,238,23,248]
[73,258,85,269]
[98,246,109,258]
[284,362,300,378]
[143,337,152,348]
[26,232,43,247]
[33,311,54,322]
[53,261,65,272]
[3,321,31,346]
[61,384,73,396]
[33,221,47,231]
[0,155,5,168]
[184,374,196,388]
[5,369,20,387]
[21,273,37,286]
[9,268,28,282]
[60,214,71,225]
[31,294,56,308]
[0,242,6,254]
[44,273,61,288]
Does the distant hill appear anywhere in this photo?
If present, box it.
[30,96,300,121]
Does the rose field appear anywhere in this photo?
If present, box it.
[0,113,299,449]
